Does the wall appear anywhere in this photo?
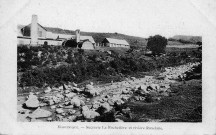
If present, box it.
[81,41,94,49]
[17,37,63,46]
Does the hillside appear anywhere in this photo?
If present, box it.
[170,35,202,44]
[44,27,147,48]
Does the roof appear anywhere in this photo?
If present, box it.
[104,38,129,45]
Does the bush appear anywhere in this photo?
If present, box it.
[146,35,167,55]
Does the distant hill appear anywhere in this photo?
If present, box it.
[170,35,202,44]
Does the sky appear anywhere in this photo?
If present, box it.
[13,0,214,38]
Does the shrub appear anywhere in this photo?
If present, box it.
[146,35,167,55]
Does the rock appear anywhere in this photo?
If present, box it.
[73,87,82,93]
[47,117,52,121]
[39,103,47,107]
[82,110,100,119]
[115,118,124,122]
[101,102,111,112]
[68,109,76,115]
[139,85,147,91]
[70,97,84,107]
[122,89,129,94]
[68,116,77,121]
[107,99,114,106]
[50,105,56,109]
[82,106,89,112]
[44,87,52,93]
[58,104,64,108]
[72,82,78,87]
[64,90,70,94]
[59,86,64,90]
[65,92,76,98]
[85,84,94,92]
[53,96,61,104]
[24,93,39,108]
[47,99,54,105]
[56,108,64,114]
[56,93,64,99]
[64,105,74,109]
[28,108,52,119]
[90,82,94,85]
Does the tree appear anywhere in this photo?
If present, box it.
[146,35,167,55]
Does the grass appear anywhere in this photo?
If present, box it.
[124,79,202,122]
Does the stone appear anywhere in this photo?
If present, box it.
[64,105,74,109]
[56,108,64,114]
[85,84,94,92]
[47,117,52,121]
[56,93,64,99]
[44,87,52,93]
[122,89,129,94]
[82,106,89,112]
[68,109,76,115]
[101,102,111,112]
[82,110,100,119]
[50,105,56,109]
[58,104,64,108]
[73,87,82,93]
[53,96,61,104]
[107,99,114,106]
[68,116,77,121]
[39,103,47,107]
[28,108,52,119]
[115,118,124,122]
[64,90,70,94]
[70,97,83,107]
[72,82,78,87]
[24,93,39,108]
[65,92,76,98]
[47,99,54,105]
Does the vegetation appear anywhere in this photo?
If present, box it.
[17,45,201,88]
[146,35,168,55]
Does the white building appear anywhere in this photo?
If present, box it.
[17,15,95,49]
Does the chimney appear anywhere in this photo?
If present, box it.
[75,29,80,43]
[30,15,38,45]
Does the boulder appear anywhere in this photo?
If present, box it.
[65,92,76,98]
[64,90,70,94]
[82,110,100,119]
[24,93,39,108]
[101,102,111,113]
[122,89,129,94]
[44,87,52,93]
[28,108,52,119]
[72,82,78,87]
[70,97,84,107]
[56,108,64,114]
[52,96,61,104]
[47,99,54,105]
[56,93,64,99]
[82,106,89,112]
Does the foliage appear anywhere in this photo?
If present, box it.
[17,45,201,87]
[146,35,168,55]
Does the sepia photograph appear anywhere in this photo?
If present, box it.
[16,0,202,123]
[1,0,216,134]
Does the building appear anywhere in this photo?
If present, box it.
[17,15,95,49]
[101,38,130,48]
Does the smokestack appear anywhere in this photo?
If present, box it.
[75,29,80,43]
[30,14,38,45]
